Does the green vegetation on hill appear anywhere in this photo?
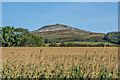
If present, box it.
[47,42,119,47]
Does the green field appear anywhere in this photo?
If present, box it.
[45,41,117,47]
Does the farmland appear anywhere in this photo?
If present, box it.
[2,47,119,78]
[45,42,117,47]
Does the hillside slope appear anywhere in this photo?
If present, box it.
[32,24,106,43]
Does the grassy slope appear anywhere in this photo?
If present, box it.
[32,29,106,43]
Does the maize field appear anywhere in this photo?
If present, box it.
[1,47,119,78]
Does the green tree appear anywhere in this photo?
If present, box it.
[104,32,120,44]
[2,26,45,47]
[2,26,15,47]
[14,31,44,47]
[45,39,48,43]
[33,35,45,47]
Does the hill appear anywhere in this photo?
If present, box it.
[32,24,106,43]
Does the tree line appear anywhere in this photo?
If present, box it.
[104,32,120,44]
[1,26,44,47]
[49,42,119,47]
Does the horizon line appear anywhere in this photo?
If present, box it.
[1,24,118,34]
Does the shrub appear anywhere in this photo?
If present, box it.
[49,43,58,47]
[66,42,75,47]
[60,42,67,47]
